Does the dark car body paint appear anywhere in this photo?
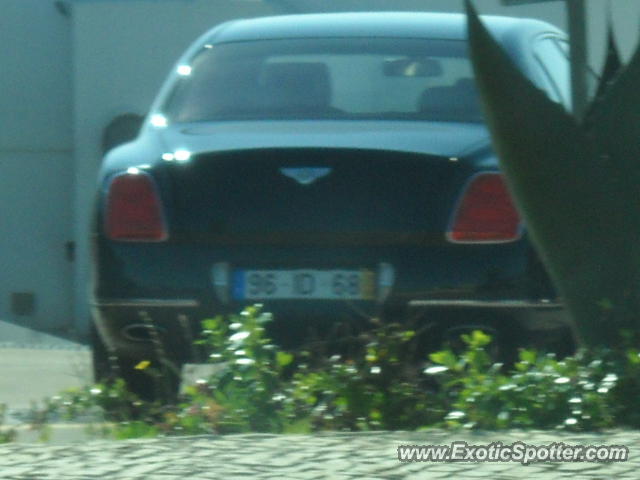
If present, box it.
[92,13,566,360]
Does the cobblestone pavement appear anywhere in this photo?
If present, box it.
[0,429,638,479]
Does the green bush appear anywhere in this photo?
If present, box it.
[27,378,167,440]
[425,330,615,430]
[287,321,444,431]
[178,305,293,433]
[172,307,446,434]
[0,405,16,443]
[26,306,640,441]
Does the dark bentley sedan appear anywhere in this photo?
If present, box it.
[91,12,572,390]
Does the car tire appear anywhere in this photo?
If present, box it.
[440,315,520,365]
[409,311,522,366]
[90,322,113,383]
[90,322,182,401]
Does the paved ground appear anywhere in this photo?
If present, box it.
[0,320,90,420]
[0,347,91,412]
[0,320,84,351]
[0,429,638,479]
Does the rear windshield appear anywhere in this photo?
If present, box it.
[162,37,483,123]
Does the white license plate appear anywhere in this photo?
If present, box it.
[232,269,376,300]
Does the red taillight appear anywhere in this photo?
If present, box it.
[105,172,167,241]
[447,172,521,243]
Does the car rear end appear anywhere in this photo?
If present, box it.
[91,13,567,383]
[93,137,559,360]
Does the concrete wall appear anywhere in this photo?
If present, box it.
[0,0,74,334]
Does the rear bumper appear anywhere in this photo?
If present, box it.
[407,298,569,333]
[92,295,567,359]
[93,298,200,308]
[92,297,569,360]
[91,235,561,356]
[408,298,561,309]
[92,298,561,309]
[90,299,202,359]
[92,235,553,299]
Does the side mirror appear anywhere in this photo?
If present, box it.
[102,113,145,154]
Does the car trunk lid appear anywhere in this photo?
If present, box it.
[164,147,471,245]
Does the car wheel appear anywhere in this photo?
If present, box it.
[440,316,520,365]
[115,355,176,402]
[409,310,522,366]
[90,322,183,402]
[90,322,113,384]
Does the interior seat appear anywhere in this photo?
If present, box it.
[417,78,483,121]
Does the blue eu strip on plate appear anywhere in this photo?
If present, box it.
[232,270,245,300]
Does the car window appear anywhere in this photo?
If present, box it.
[533,36,571,110]
[162,38,484,123]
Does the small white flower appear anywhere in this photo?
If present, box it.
[229,331,250,342]
[445,411,465,420]
[235,358,255,366]
[424,366,448,375]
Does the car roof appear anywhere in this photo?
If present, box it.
[208,12,562,44]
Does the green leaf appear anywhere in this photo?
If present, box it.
[597,298,614,311]
[429,350,457,369]
[276,352,294,368]
[626,350,640,365]
[469,330,492,348]
[465,0,640,346]
[519,349,537,365]
[586,24,623,113]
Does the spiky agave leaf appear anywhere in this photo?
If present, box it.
[583,23,623,127]
[580,21,640,328]
[464,0,640,346]
[593,26,623,103]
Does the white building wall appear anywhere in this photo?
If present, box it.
[586,0,640,64]
[0,0,74,334]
